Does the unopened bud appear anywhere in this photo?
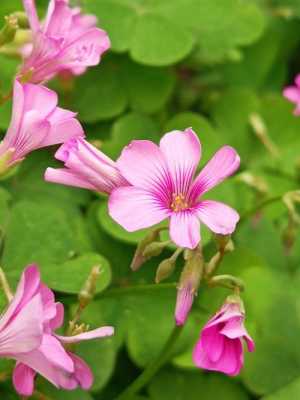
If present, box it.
[79,265,101,308]
[0,15,18,47]
[130,229,161,271]
[208,274,245,292]
[12,12,29,29]
[142,240,169,259]
[156,258,176,283]
[175,247,204,326]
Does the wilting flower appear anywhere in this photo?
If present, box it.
[0,79,83,178]
[0,264,114,396]
[193,298,254,376]
[20,0,110,83]
[109,128,240,249]
[283,74,300,115]
[45,137,128,193]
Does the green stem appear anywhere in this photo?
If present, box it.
[116,325,183,400]
[240,195,282,223]
[96,282,177,300]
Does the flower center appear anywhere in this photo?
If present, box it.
[171,193,189,212]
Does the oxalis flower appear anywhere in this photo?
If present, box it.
[20,0,110,83]
[283,74,300,115]
[109,128,240,249]
[193,297,254,376]
[0,80,83,178]
[45,136,128,193]
[0,264,114,396]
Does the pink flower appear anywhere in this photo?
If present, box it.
[20,0,110,83]
[45,137,128,193]
[109,128,240,249]
[283,74,300,115]
[0,265,114,396]
[0,80,83,177]
[193,299,254,376]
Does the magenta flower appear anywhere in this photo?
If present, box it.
[45,137,128,193]
[0,80,83,177]
[109,128,240,249]
[193,299,254,376]
[20,0,110,83]
[0,265,114,396]
[283,74,300,115]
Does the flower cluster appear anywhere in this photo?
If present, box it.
[0,0,259,395]
[1,265,113,396]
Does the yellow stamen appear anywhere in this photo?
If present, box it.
[171,193,189,212]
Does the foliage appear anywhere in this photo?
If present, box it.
[0,0,300,399]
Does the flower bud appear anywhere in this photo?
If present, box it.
[208,274,245,292]
[175,247,204,326]
[155,258,176,283]
[78,265,101,309]
[0,15,18,47]
[130,229,161,271]
[142,241,169,259]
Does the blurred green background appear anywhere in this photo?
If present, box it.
[1,0,300,399]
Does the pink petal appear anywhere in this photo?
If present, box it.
[169,210,200,249]
[40,334,74,373]
[214,338,242,376]
[16,347,67,388]
[283,87,300,103]
[295,74,300,88]
[196,200,239,235]
[41,117,84,147]
[201,326,225,363]
[13,363,36,396]
[117,140,172,202]
[0,264,40,329]
[4,80,25,145]
[62,28,110,68]
[68,353,93,390]
[49,302,65,330]
[23,83,58,117]
[109,186,169,231]
[159,128,201,195]
[0,295,43,356]
[190,146,240,200]
[57,326,114,344]
[175,285,194,326]
[44,0,73,37]
[23,0,40,32]
[45,167,98,190]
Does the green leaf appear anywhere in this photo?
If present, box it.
[102,112,159,159]
[241,267,300,395]
[2,201,78,283]
[121,60,176,113]
[41,252,111,294]
[130,13,195,66]
[262,377,300,400]
[153,0,265,63]
[0,55,18,130]
[125,290,200,367]
[211,88,260,162]
[84,0,137,52]
[149,369,250,400]
[72,57,128,122]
